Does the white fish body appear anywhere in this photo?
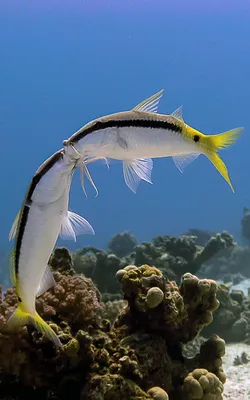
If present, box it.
[63,90,242,193]
[7,149,94,347]
[77,118,197,160]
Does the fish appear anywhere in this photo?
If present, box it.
[63,89,243,194]
[6,149,95,347]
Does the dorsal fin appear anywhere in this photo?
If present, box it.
[8,249,16,286]
[171,105,184,121]
[9,209,21,241]
[132,89,164,113]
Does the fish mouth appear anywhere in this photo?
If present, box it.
[63,143,82,168]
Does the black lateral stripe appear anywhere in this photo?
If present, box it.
[71,118,182,142]
[27,149,64,201]
[14,149,64,277]
[15,205,29,276]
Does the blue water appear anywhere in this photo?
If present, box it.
[1,1,250,265]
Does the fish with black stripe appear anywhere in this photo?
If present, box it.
[63,89,243,193]
[6,149,95,347]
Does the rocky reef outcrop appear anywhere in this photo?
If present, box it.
[0,261,226,399]
[49,227,250,346]
[71,231,235,295]
[108,231,137,258]
[241,207,250,243]
[202,283,250,344]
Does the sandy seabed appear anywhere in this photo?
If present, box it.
[223,343,250,399]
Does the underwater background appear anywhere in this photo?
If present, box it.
[1,1,250,399]
[1,0,250,254]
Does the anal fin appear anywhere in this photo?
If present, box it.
[172,153,200,173]
[36,266,56,297]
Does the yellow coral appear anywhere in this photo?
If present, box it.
[183,369,223,399]
[146,287,164,309]
[147,386,169,399]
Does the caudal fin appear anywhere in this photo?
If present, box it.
[5,304,61,348]
[205,127,243,192]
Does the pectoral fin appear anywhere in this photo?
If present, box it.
[123,158,153,193]
[60,211,95,241]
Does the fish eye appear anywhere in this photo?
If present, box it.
[193,135,200,142]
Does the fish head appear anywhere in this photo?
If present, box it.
[63,140,82,163]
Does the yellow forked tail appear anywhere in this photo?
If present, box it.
[205,127,243,192]
[4,303,61,348]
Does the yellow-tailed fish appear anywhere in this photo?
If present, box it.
[63,89,243,193]
[6,149,95,347]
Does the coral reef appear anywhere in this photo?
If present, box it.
[0,262,226,399]
[183,368,223,400]
[72,231,236,296]
[108,231,137,258]
[49,247,76,275]
[114,265,220,344]
[202,283,250,343]
[182,336,207,359]
[48,229,250,346]
[202,284,242,341]
[36,272,103,331]
[72,246,123,295]
[0,252,9,291]
[233,351,250,366]
[241,207,250,242]
[101,299,127,324]
[195,216,250,282]
[183,228,217,247]
[81,265,225,400]
[198,243,250,282]
[147,387,169,399]
[0,272,104,397]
